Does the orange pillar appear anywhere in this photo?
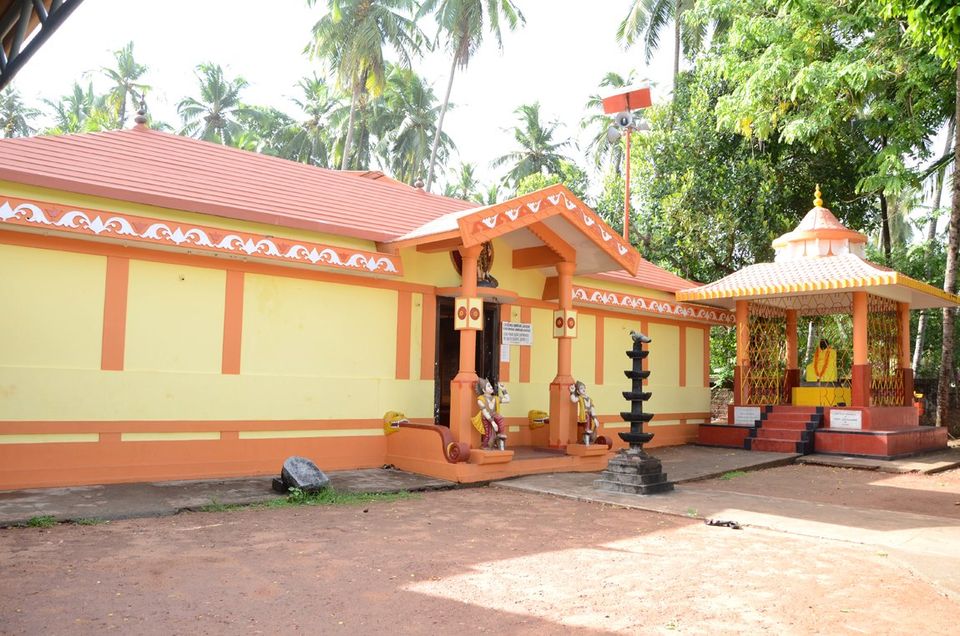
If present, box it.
[784,309,799,403]
[898,302,913,407]
[450,244,482,446]
[549,261,576,447]
[733,300,749,406]
[851,291,870,407]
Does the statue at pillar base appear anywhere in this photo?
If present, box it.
[472,379,510,450]
[804,338,838,384]
[570,380,601,445]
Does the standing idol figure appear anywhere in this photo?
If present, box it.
[472,379,510,450]
[570,380,601,445]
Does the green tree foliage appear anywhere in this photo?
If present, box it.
[100,42,150,127]
[879,0,960,65]
[177,63,257,145]
[492,102,573,188]
[418,0,525,190]
[43,82,113,134]
[306,0,424,170]
[443,162,483,201]
[513,160,589,199]
[278,74,342,167]
[695,0,956,261]
[0,87,39,138]
[622,71,874,284]
[581,70,640,175]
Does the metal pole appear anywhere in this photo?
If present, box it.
[623,127,631,241]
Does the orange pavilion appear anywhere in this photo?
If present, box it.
[683,189,959,458]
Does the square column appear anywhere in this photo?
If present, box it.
[549,261,576,447]
[784,309,799,402]
[733,300,749,405]
[898,302,913,407]
[449,244,482,446]
[851,291,871,407]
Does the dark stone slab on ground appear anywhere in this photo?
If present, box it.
[279,456,330,493]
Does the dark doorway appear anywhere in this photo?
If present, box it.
[435,297,500,426]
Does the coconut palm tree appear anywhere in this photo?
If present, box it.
[100,41,149,127]
[418,0,525,191]
[43,82,112,134]
[492,102,573,187]
[443,162,482,201]
[0,87,39,138]
[617,0,720,86]
[378,66,456,184]
[306,0,424,170]
[280,74,342,167]
[177,63,256,145]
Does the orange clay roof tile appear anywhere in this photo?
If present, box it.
[0,127,474,242]
[587,259,698,294]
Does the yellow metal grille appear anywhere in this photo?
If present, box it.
[868,294,904,407]
[743,303,785,405]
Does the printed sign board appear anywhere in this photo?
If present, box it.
[733,406,762,427]
[502,322,533,346]
[830,409,863,430]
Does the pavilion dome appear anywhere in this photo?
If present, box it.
[772,187,867,262]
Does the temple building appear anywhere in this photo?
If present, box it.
[686,189,959,458]
[0,122,731,489]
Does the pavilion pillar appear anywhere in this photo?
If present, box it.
[450,244,483,446]
[784,309,799,404]
[548,261,577,447]
[733,300,749,406]
[898,302,914,407]
[851,291,871,407]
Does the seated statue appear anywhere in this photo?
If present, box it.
[805,338,838,383]
[471,379,510,450]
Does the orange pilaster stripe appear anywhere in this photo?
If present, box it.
[595,315,604,385]
[221,270,244,375]
[703,327,710,388]
[499,304,512,382]
[420,293,437,381]
[101,256,129,371]
[520,306,532,383]
[679,325,687,387]
[396,291,412,380]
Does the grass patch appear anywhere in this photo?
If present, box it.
[198,488,417,513]
[25,515,57,528]
[719,470,748,480]
[73,517,107,526]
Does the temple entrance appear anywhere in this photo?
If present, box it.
[434,297,500,426]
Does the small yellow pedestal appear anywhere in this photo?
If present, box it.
[792,386,852,407]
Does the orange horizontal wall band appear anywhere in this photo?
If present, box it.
[0,230,434,296]
[396,290,412,380]
[0,419,388,435]
[221,270,244,374]
[420,293,437,381]
[100,256,129,371]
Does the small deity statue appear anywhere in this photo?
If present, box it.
[805,338,838,383]
[570,380,601,445]
[472,379,510,450]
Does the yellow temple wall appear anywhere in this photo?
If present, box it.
[0,187,711,488]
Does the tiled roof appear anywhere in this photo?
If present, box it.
[587,259,698,294]
[0,126,474,242]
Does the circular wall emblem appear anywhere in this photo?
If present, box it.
[469,307,481,320]
[555,317,564,329]
[457,307,467,320]
[567,317,576,329]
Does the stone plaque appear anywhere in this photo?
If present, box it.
[830,409,863,430]
[733,406,762,426]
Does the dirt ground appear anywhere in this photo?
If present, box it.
[689,465,960,519]
[2,474,959,635]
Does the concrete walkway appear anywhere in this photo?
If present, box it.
[0,468,454,527]
[798,446,960,474]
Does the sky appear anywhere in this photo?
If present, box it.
[12,0,676,189]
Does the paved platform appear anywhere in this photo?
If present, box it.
[798,446,960,474]
[640,444,799,482]
[0,468,455,527]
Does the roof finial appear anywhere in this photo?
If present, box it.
[814,184,823,208]
[133,93,148,127]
